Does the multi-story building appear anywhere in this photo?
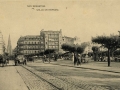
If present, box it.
[83,42,107,54]
[0,30,5,55]
[17,29,79,55]
[17,35,44,55]
[62,36,75,45]
[74,36,81,45]
[40,29,62,52]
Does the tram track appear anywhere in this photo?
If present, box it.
[15,65,59,90]
[21,64,109,90]
[22,65,83,90]
[21,65,62,90]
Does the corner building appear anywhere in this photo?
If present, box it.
[17,35,44,55]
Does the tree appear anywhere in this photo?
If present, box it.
[81,42,90,49]
[44,49,55,55]
[44,49,56,61]
[92,35,120,66]
[61,44,84,54]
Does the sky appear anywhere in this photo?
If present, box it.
[0,0,120,49]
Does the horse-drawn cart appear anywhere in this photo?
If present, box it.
[0,54,9,67]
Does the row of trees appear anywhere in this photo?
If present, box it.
[92,34,120,66]
[61,44,84,54]
[61,34,120,67]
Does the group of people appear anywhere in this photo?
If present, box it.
[42,54,58,63]
[73,53,89,66]
[73,53,81,66]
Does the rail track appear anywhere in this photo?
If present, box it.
[15,64,110,90]
[21,65,83,90]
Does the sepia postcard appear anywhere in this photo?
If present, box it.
[0,0,120,90]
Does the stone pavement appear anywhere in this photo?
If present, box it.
[27,59,120,90]
[16,65,59,90]
[0,60,119,90]
[22,64,109,90]
[49,59,120,73]
[0,61,28,90]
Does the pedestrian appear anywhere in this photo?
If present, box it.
[74,53,79,66]
[22,56,26,65]
[24,56,27,65]
[85,54,89,63]
[54,54,57,61]
[72,53,74,62]
[78,54,81,65]
[43,55,46,63]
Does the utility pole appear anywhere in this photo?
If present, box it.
[118,31,120,56]
[48,34,50,63]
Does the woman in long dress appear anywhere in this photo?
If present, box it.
[72,53,74,62]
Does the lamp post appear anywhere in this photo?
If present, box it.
[118,31,120,56]
[48,34,50,63]
[118,31,120,37]
[73,38,78,64]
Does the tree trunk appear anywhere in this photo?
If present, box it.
[93,52,95,61]
[94,52,97,61]
[108,49,110,67]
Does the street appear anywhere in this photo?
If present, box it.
[0,61,28,90]
[24,59,120,90]
[0,60,120,90]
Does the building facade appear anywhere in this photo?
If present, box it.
[74,36,81,45]
[16,29,78,55]
[40,29,62,52]
[17,35,44,55]
[83,42,107,55]
[62,36,75,45]
[0,31,5,55]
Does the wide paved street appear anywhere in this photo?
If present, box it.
[26,59,120,90]
[0,59,120,90]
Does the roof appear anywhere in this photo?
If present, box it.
[40,30,62,34]
[17,35,41,42]
[62,36,75,40]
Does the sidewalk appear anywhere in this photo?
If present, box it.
[0,61,28,90]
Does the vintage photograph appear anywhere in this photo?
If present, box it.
[0,0,120,90]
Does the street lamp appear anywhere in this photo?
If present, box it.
[118,31,120,37]
[48,34,50,63]
[118,31,120,56]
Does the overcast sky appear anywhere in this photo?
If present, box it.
[0,0,120,49]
